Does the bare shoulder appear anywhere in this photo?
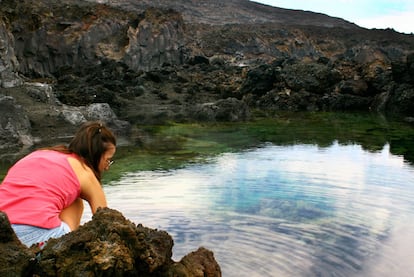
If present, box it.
[67,156,96,186]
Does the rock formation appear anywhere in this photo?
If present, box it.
[0,211,36,276]
[0,208,221,276]
[1,0,413,152]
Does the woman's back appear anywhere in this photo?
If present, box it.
[0,150,81,228]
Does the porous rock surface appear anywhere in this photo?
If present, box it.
[0,208,221,276]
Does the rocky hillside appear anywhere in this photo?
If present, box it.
[0,0,414,152]
[88,0,359,28]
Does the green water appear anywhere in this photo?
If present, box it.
[1,112,413,182]
[102,112,414,183]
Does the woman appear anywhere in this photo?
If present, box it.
[0,121,116,247]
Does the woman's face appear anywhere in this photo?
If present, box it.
[99,143,116,172]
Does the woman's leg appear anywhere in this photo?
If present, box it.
[59,198,84,231]
[12,223,71,247]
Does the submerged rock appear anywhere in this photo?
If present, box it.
[0,208,221,276]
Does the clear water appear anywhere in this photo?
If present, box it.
[82,141,414,277]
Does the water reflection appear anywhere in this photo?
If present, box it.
[83,142,414,277]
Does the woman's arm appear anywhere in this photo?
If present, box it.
[68,157,107,214]
[80,174,107,214]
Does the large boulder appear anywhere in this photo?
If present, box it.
[239,64,277,96]
[190,97,250,122]
[281,62,341,94]
[0,208,221,276]
[58,103,132,142]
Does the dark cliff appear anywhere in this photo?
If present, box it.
[0,0,414,151]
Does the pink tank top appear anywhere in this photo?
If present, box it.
[0,150,81,228]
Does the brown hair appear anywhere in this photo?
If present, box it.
[47,121,116,181]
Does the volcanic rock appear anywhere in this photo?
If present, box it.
[0,208,221,276]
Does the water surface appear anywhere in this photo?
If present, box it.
[84,141,414,277]
[2,112,413,276]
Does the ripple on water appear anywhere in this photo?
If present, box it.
[82,143,414,277]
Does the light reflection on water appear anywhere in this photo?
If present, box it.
[83,141,414,277]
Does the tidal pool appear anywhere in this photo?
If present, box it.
[1,112,413,276]
[82,126,414,276]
